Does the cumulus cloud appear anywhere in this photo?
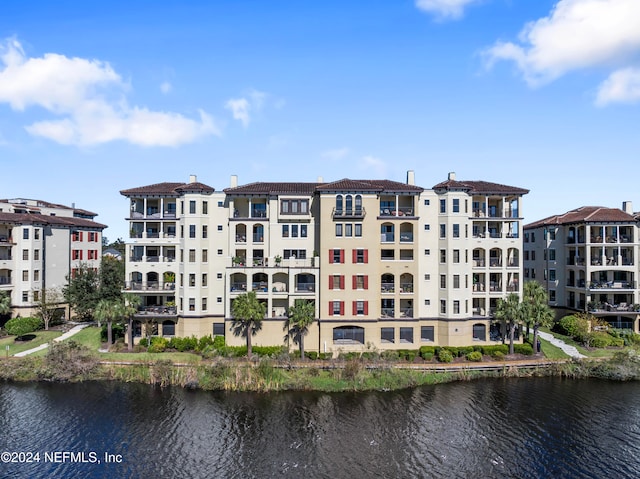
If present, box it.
[321,147,350,161]
[415,0,480,20]
[0,38,220,146]
[484,0,640,97]
[359,155,387,177]
[225,89,269,127]
[596,67,640,106]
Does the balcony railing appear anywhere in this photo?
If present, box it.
[381,308,394,318]
[230,282,247,292]
[489,259,502,267]
[0,278,12,285]
[295,283,316,293]
[400,283,414,293]
[379,207,414,217]
[588,281,636,290]
[381,282,395,293]
[137,306,177,316]
[380,233,394,242]
[399,232,414,242]
[473,259,486,267]
[473,284,486,292]
[333,207,366,219]
[489,283,502,292]
[126,281,175,291]
[400,308,413,318]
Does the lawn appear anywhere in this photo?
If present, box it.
[539,327,627,359]
[0,331,63,356]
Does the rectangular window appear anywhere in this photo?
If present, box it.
[531,251,536,260]
[34,229,40,240]
[301,225,307,237]
[189,249,196,262]
[440,275,446,288]
[355,300,366,315]
[354,249,368,264]
[189,225,196,238]
[549,290,556,302]
[217,273,223,279]
[33,291,39,301]
[549,269,556,281]
[22,292,28,302]
[524,251,529,261]
[440,199,446,214]
[23,228,29,240]
[34,249,40,261]
[355,224,362,237]
[189,201,196,214]
[400,327,413,343]
[203,225,208,238]
[424,224,430,230]
[283,225,290,237]
[217,249,223,255]
[202,249,208,262]
[284,249,306,259]
[189,274,196,287]
[549,229,556,240]
[440,224,446,238]
[453,249,460,263]
[331,275,343,290]
[213,323,225,336]
[280,199,309,214]
[22,270,28,281]
[34,270,40,281]
[331,249,344,264]
[440,300,446,314]
[424,274,431,280]
[217,225,223,231]
[549,249,556,261]
[189,298,195,311]
[424,249,430,255]
[203,201,208,214]
[332,301,342,316]
[425,299,431,305]
[335,224,342,237]
[440,249,446,263]
[453,300,460,314]
[202,297,208,311]
[202,273,208,286]
[453,224,460,238]
[453,199,459,212]
[218,201,224,207]
[531,232,535,242]
[345,224,352,237]
[453,275,460,288]
[421,326,434,342]
[354,275,367,290]
[381,327,395,343]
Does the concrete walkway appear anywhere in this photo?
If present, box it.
[14,324,90,357]
[537,330,586,359]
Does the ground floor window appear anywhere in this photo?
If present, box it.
[381,327,394,343]
[421,326,434,342]
[333,326,364,344]
[473,323,486,341]
[400,327,414,343]
[213,323,225,337]
[162,320,175,336]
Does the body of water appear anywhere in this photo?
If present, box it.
[1,378,639,478]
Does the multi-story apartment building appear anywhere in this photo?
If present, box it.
[121,172,528,353]
[0,198,105,318]
[524,203,640,331]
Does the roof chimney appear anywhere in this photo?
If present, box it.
[407,170,415,185]
[317,176,324,183]
[189,174,197,183]
[623,201,633,214]
[230,175,238,188]
[448,172,456,181]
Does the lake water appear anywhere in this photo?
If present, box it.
[1,378,639,478]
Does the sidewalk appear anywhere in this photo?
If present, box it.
[537,330,586,358]
[14,324,90,357]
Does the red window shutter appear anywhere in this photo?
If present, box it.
[352,275,357,289]
[340,301,344,315]
[364,276,369,290]
[364,249,368,263]
[329,302,333,316]
[329,250,333,264]
[340,275,344,289]
[352,249,357,263]
[79,232,83,241]
[340,249,344,263]
[329,276,333,289]
[352,302,357,315]
[80,250,83,260]
[364,301,369,315]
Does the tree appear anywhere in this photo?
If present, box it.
[64,264,99,321]
[523,281,555,354]
[122,293,141,351]
[231,291,265,358]
[35,287,64,330]
[5,316,43,338]
[285,300,315,360]
[98,256,124,302]
[95,299,123,347]
[0,291,11,318]
[495,293,523,355]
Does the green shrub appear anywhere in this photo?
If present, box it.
[608,329,640,346]
[196,335,215,352]
[457,346,474,357]
[305,351,319,360]
[610,337,625,348]
[422,352,434,361]
[513,343,534,355]
[5,317,43,337]
[397,349,418,361]
[492,351,505,361]
[588,332,612,348]
[252,345,286,357]
[466,351,483,362]
[380,350,399,361]
[212,335,225,350]
[558,314,590,343]
[339,352,361,360]
[437,349,453,363]
[360,351,378,360]
[318,353,332,360]
[419,346,435,359]
[148,336,169,353]
[139,338,148,347]
[481,344,509,356]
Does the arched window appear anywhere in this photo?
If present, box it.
[336,195,343,214]
[355,195,362,214]
[346,195,353,214]
[333,326,364,344]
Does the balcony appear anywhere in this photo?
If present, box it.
[489,259,502,268]
[230,282,247,292]
[587,281,636,290]
[381,308,394,318]
[136,306,177,317]
[381,282,395,293]
[378,207,414,218]
[126,281,175,291]
[473,259,486,267]
[399,283,414,293]
[0,277,12,286]
[399,232,414,243]
[295,282,316,293]
[332,207,366,219]
[0,236,14,244]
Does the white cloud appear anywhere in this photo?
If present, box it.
[225,89,269,127]
[160,81,172,94]
[321,147,350,161]
[359,155,387,177]
[415,0,479,20]
[0,38,220,146]
[484,0,640,87]
[596,67,640,106]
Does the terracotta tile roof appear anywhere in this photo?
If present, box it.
[175,182,215,194]
[120,182,194,196]
[525,206,637,229]
[224,182,321,195]
[73,208,98,217]
[315,179,423,193]
[0,212,106,229]
[432,179,529,195]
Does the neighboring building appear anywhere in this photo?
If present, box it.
[0,198,106,318]
[524,202,640,331]
[121,172,528,353]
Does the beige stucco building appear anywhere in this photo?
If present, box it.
[121,172,528,354]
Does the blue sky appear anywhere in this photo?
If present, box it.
[1,0,640,240]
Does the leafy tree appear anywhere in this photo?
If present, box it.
[0,291,11,318]
[63,263,99,321]
[95,299,123,347]
[495,293,523,355]
[522,281,555,354]
[5,316,43,338]
[34,287,64,330]
[122,293,141,351]
[98,256,124,302]
[231,291,265,358]
[285,300,315,360]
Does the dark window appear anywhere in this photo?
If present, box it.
[381,327,395,343]
[213,323,226,336]
[421,326,434,342]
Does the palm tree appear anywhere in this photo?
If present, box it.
[0,291,11,318]
[495,293,523,354]
[286,300,315,360]
[231,291,265,358]
[95,299,121,347]
[523,281,555,354]
[123,293,141,351]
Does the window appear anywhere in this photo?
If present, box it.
[217,297,223,303]
[345,224,352,237]
[189,298,195,311]
[301,225,308,237]
[549,269,556,281]
[453,249,460,263]
[453,275,460,288]
[202,297,208,311]
[284,249,306,259]
[281,199,309,214]
[202,226,208,238]
[34,249,40,261]
[424,199,430,205]
[331,301,343,316]
[22,292,28,302]
[33,291,40,302]
[189,225,196,238]
[400,327,413,343]
[549,290,556,302]
[180,225,184,238]
[189,201,196,214]
[453,198,459,213]
[217,273,223,279]
[181,201,184,214]
[330,249,344,264]
[213,323,225,336]
[524,233,529,243]
[531,232,536,242]
[22,270,28,281]
[34,270,39,281]
[355,224,362,237]
[440,300,446,314]
[453,300,460,314]
[424,224,430,230]
[354,275,367,290]
[202,273,208,286]
[217,225,223,231]
[440,275,446,288]
[473,324,486,341]
[549,229,556,240]
[549,249,556,261]
[424,299,431,305]
[424,274,431,280]
[331,275,343,290]
[421,326,434,342]
[524,251,529,261]
[424,249,430,255]
[23,228,29,240]
[291,225,299,237]
[440,224,446,238]
[440,249,446,263]
[524,268,530,278]
[71,250,80,260]
[202,249,208,262]
[163,321,176,336]
[440,199,446,213]
[354,300,367,315]
[381,249,395,260]
[189,249,196,262]
[531,251,536,260]
[453,224,460,238]
[203,201,208,214]
[218,201,224,207]
[333,326,364,344]
[335,224,342,237]
[189,274,196,287]
[381,327,395,343]
[180,249,184,262]
[354,249,368,264]
[34,229,40,240]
